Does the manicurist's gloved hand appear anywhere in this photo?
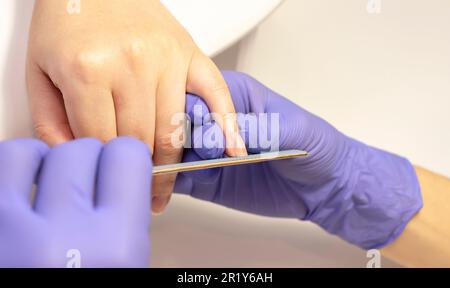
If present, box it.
[176,71,423,249]
[0,138,152,268]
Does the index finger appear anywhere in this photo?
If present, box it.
[186,51,247,157]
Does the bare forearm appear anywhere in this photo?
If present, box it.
[382,167,450,267]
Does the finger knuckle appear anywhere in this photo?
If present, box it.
[34,123,53,142]
[68,50,104,83]
[154,133,182,158]
[108,137,150,158]
[121,38,149,69]
[208,81,230,98]
[34,121,75,146]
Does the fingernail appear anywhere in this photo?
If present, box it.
[221,114,248,157]
[152,196,170,215]
[235,134,248,156]
[225,130,247,157]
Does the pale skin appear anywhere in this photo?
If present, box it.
[383,167,450,267]
[26,0,247,214]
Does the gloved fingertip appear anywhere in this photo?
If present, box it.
[186,94,199,114]
[186,93,211,123]
[197,146,225,160]
[192,123,225,160]
[105,136,152,162]
[51,137,102,153]
[0,138,50,193]
[0,138,50,158]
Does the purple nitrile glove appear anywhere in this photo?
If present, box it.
[176,71,423,249]
[0,137,152,268]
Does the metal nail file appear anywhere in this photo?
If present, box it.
[152,150,308,176]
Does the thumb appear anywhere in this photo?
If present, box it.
[26,62,73,146]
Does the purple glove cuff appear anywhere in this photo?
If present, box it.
[308,139,423,249]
